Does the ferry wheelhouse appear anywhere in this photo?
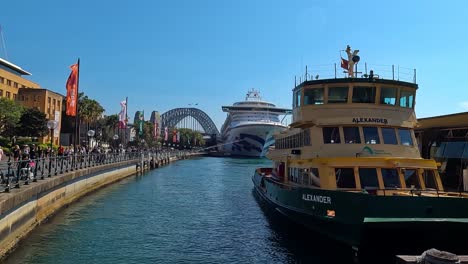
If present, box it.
[220,89,291,157]
[253,48,468,254]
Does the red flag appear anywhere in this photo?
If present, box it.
[66,63,79,116]
[340,57,348,70]
[172,129,177,143]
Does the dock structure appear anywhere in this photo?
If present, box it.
[396,249,468,263]
[135,150,202,173]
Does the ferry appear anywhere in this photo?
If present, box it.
[220,89,291,157]
[252,46,468,254]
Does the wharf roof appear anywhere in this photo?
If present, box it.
[0,57,32,75]
[417,112,468,130]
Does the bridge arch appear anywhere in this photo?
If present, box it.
[161,108,219,135]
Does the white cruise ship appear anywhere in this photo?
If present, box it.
[220,89,291,157]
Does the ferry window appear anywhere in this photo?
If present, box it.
[380,87,397,105]
[303,129,311,146]
[398,128,413,146]
[352,86,376,103]
[335,168,356,188]
[382,127,398,145]
[382,169,401,188]
[294,90,302,108]
[359,168,379,189]
[328,87,348,103]
[309,168,320,187]
[304,88,324,105]
[343,127,361,144]
[363,127,380,144]
[399,90,415,108]
[404,169,420,189]
[323,127,341,144]
[423,170,438,190]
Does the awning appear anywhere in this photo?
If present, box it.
[435,142,468,159]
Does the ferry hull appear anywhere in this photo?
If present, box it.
[221,124,286,157]
[253,170,468,253]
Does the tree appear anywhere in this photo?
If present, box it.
[0,97,23,138]
[78,92,105,130]
[96,114,119,144]
[17,107,48,137]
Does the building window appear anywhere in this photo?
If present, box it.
[53,98,56,105]
[352,86,376,103]
[0,77,4,83]
[6,80,11,86]
[48,97,51,103]
[21,95,25,101]
[57,101,61,111]
[380,87,397,105]
[13,82,18,88]
[359,168,379,189]
[399,90,415,108]
[363,127,380,144]
[6,91,10,98]
[343,127,361,144]
[13,94,16,100]
[335,168,356,188]
[398,128,413,146]
[381,127,397,144]
[328,87,348,103]
[0,89,3,97]
[381,168,401,188]
[304,88,324,105]
[323,127,341,144]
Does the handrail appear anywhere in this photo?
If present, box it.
[0,149,198,193]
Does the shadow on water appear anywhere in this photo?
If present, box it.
[251,189,356,264]
[251,189,406,264]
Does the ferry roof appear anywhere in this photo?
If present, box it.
[417,111,468,130]
[222,105,292,114]
[293,78,418,92]
[0,57,32,75]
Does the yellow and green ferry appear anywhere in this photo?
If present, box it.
[253,47,468,254]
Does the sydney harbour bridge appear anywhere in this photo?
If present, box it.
[132,107,220,137]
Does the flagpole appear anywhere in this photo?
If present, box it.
[125,96,128,146]
[75,58,81,151]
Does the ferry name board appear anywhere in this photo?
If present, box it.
[352,117,388,125]
[302,194,332,204]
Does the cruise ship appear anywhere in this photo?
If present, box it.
[220,89,291,157]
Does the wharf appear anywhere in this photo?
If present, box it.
[396,255,468,263]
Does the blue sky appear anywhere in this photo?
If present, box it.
[2,0,468,129]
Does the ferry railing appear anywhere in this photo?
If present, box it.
[0,150,191,193]
[295,63,417,84]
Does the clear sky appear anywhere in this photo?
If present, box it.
[2,0,468,130]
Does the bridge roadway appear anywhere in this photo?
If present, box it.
[0,150,202,260]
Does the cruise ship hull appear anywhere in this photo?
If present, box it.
[221,123,286,157]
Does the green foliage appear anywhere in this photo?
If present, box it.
[96,114,119,144]
[0,97,24,137]
[78,93,105,124]
[17,107,48,137]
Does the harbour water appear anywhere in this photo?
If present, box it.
[4,157,354,264]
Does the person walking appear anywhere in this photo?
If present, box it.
[0,146,4,161]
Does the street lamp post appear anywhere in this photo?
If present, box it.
[113,134,119,151]
[87,130,95,151]
[47,120,58,178]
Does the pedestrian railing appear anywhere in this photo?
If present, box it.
[0,149,198,193]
